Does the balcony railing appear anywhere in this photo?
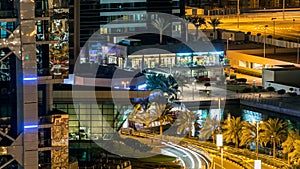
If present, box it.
[0,10,17,18]
[35,9,50,17]
[53,0,68,8]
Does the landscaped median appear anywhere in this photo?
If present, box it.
[122,131,289,169]
[181,137,289,169]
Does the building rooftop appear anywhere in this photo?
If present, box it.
[265,67,300,71]
[230,47,300,65]
[127,41,224,55]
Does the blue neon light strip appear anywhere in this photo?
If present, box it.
[24,125,38,129]
[176,53,192,56]
[23,77,38,81]
[137,83,147,90]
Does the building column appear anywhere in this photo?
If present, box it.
[19,0,39,168]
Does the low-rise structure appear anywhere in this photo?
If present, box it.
[263,67,300,95]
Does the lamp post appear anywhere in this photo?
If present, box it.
[297,37,299,64]
[215,97,224,126]
[221,147,224,169]
[264,25,268,58]
[121,81,129,89]
[216,134,223,169]
[226,37,232,55]
[293,19,295,28]
[271,18,276,38]
[253,120,263,159]
[283,0,285,20]
[237,0,240,29]
[271,18,277,54]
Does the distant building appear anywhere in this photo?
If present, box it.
[263,67,300,95]
[227,48,300,86]
[69,0,185,72]
[187,0,299,10]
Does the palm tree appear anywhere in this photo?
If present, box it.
[282,129,300,165]
[239,121,258,149]
[186,16,206,40]
[239,120,265,155]
[175,111,198,137]
[152,17,171,44]
[222,116,243,148]
[199,116,220,143]
[127,104,153,129]
[260,118,289,159]
[288,140,300,166]
[148,103,173,135]
[172,71,188,93]
[157,114,174,136]
[208,18,221,39]
[146,73,179,102]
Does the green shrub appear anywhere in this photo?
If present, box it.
[242,87,252,93]
[230,74,236,79]
[277,89,286,95]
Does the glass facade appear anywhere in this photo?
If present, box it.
[0,22,15,39]
[54,103,131,141]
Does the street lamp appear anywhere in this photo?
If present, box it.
[293,19,295,28]
[121,81,129,89]
[297,37,299,64]
[283,0,285,20]
[271,18,277,54]
[237,0,240,29]
[215,97,224,126]
[226,37,232,55]
[264,25,268,58]
[253,120,263,159]
[271,18,276,38]
[216,134,223,169]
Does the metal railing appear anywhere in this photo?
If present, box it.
[249,35,300,48]
[0,10,17,18]
[239,93,299,111]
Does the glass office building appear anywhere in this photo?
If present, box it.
[0,0,70,168]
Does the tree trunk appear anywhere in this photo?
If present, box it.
[235,135,239,148]
[213,28,216,39]
[273,142,276,159]
[185,23,188,42]
[195,26,199,40]
[160,122,163,135]
[160,31,163,44]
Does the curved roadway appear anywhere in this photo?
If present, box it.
[161,141,210,169]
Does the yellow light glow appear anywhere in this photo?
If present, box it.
[0,147,7,155]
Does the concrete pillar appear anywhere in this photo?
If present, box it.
[19,0,39,168]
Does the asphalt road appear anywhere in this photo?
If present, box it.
[161,141,209,169]
[188,12,300,41]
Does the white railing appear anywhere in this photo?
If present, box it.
[249,35,300,48]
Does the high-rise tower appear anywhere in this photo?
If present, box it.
[0,0,69,168]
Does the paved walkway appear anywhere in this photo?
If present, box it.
[177,77,300,115]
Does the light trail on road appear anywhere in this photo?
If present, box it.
[162,142,196,169]
[162,141,210,169]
